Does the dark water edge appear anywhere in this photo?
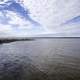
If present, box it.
[0,38,80,80]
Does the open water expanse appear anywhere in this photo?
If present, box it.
[0,38,80,80]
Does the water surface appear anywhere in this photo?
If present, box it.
[0,38,80,80]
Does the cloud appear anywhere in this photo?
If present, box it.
[0,0,80,37]
[0,10,46,37]
[23,0,80,29]
[0,0,47,38]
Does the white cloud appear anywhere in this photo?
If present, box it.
[0,10,46,38]
[24,0,79,27]
[0,0,80,37]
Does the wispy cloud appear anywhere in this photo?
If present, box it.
[0,0,80,37]
[0,0,46,37]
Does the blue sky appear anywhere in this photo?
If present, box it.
[0,0,80,37]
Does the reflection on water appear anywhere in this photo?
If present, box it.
[0,38,80,80]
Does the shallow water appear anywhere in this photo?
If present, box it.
[0,38,80,80]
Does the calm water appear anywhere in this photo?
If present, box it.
[0,38,80,80]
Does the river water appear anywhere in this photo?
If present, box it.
[0,38,80,80]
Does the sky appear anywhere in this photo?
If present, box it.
[0,0,80,37]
